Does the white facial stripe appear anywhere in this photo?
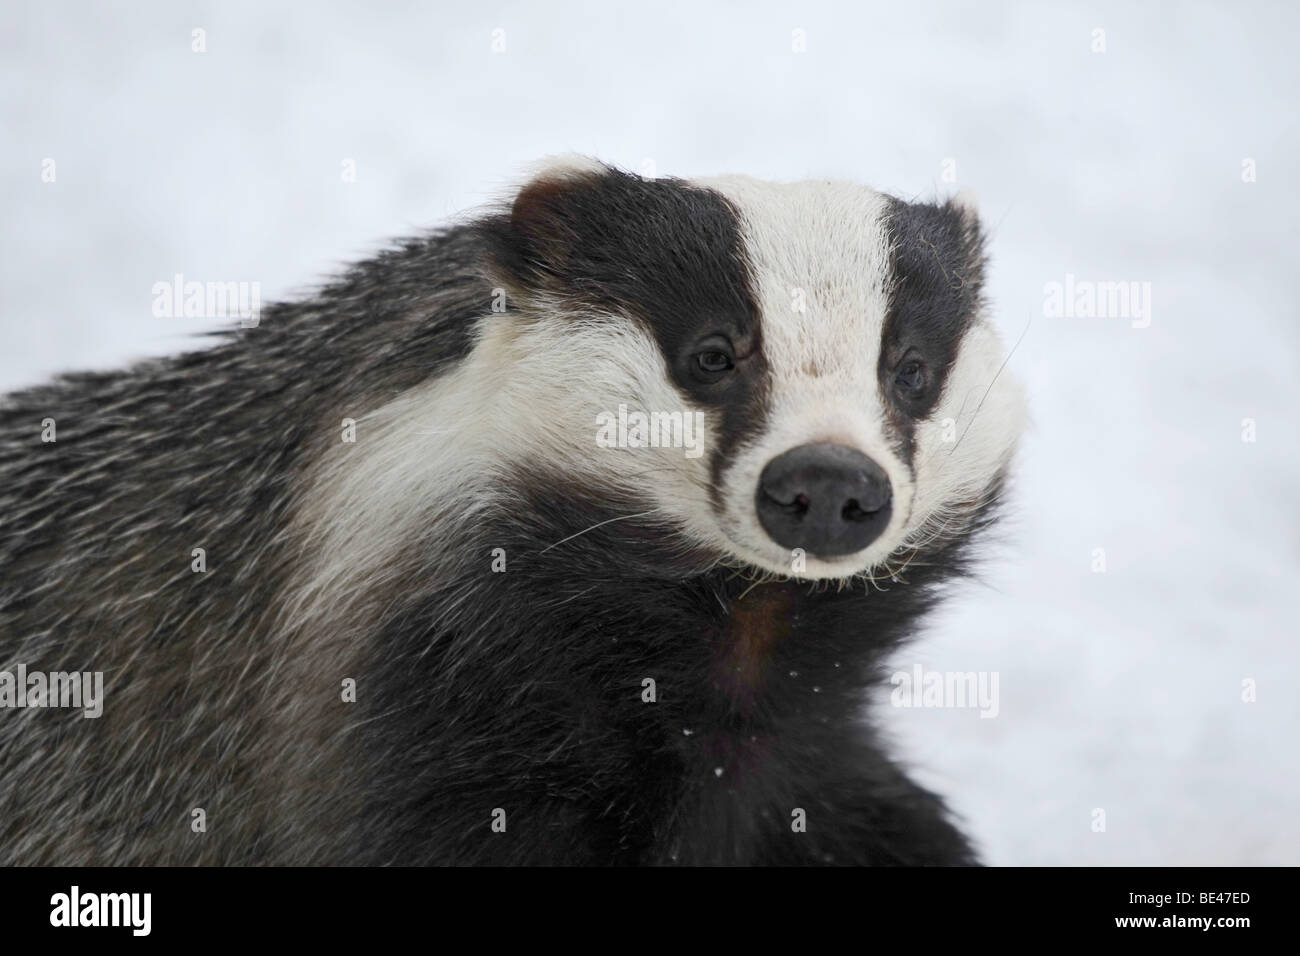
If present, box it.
[291,312,730,623]
[694,175,1024,579]
[696,176,912,576]
[292,169,1025,601]
[904,319,1027,545]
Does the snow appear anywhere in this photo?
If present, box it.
[3,0,1296,864]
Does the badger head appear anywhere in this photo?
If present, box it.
[473,157,1026,583]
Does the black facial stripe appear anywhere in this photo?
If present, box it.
[479,164,770,519]
[879,195,986,463]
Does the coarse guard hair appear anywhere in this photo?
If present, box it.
[0,157,1025,865]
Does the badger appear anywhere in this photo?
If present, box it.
[0,157,1025,865]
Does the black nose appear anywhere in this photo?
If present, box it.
[755,443,893,557]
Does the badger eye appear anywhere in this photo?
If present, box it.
[696,351,733,373]
[690,337,736,383]
[895,358,927,394]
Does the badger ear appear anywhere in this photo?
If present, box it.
[944,193,988,303]
[478,156,612,305]
[478,157,753,323]
[948,188,981,221]
[946,190,987,269]
[886,192,988,311]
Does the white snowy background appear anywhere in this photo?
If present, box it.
[3,1,1296,864]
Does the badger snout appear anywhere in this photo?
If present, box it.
[755,443,893,558]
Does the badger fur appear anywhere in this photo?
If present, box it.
[0,157,1025,865]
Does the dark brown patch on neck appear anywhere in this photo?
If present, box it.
[713,582,797,712]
